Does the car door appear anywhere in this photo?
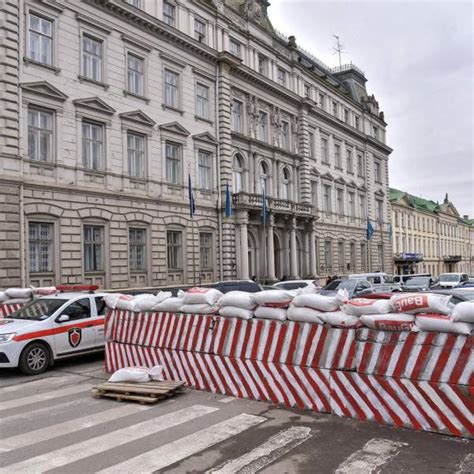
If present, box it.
[53,297,97,356]
[94,296,107,348]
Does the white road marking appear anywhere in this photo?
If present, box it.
[0,384,92,411]
[457,453,474,473]
[335,438,408,474]
[0,374,82,395]
[98,413,266,474]
[218,396,236,403]
[209,426,313,474]
[0,403,149,452]
[0,404,218,473]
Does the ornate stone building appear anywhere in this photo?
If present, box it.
[0,0,392,289]
[390,189,473,276]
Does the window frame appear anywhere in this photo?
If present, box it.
[28,221,54,274]
[81,119,105,171]
[165,141,182,185]
[194,17,207,43]
[27,11,54,67]
[258,110,268,143]
[126,51,145,97]
[321,137,329,164]
[163,68,180,110]
[229,38,241,58]
[127,131,146,179]
[167,229,183,271]
[231,99,243,133]
[128,227,147,272]
[197,149,212,190]
[163,1,177,27]
[83,224,105,273]
[195,82,210,120]
[277,68,287,87]
[233,154,244,193]
[27,106,54,163]
[199,232,213,271]
[80,32,104,83]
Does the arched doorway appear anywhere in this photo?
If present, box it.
[248,231,258,280]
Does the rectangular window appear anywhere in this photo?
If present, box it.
[355,116,360,130]
[229,38,241,57]
[308,131,314,158]
[281,121,289,149]
[344,109,349,123]
[163,1,176,26]
[373,125,378,139]
[374,160,382,182]
[359,194,366,218]
[196,83,210,119]
[321,138,329,163]
[376,199,384,223]
[127,132,145,178]
[304,83,311,98]
[346,149,353,173]
[82,34,102,82]
[319,93,325,109]
[338,241,345,271]
[84,225,104,272]
[165,142,180,185]
[129,228,146,271]
[198,150,212,190]
[167,230,182,270]
[348,192,355,217]
[28,108,53,162]
[332,101,338,117]
[164,69,179,108]
[258,111,268,142]
[324,240,332,270]
[194,18,206,43]
[127,53,144,96]
[82,121,103,170]
[323,185,332,212]
[334,144,341,168]
[28,13,53,65]
[199,232,212,270]
[311,182,318,209]
[231,100,242,133]
[361,242,367,269]
[125,0,142,7]
[357,153,365,177]
[277,68,286,86]
[29,222,53,273]
[258,55,268,76]
[336,188,344,215]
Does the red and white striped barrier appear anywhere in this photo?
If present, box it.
[105,341,473,439]
[0,303,22,318]
[355,329,473,385]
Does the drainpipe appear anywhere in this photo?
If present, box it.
[18,0,25,287]
[215,23,223,281]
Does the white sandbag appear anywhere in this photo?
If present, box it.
[360,313,415,331]
[103,294,125,310]
[415,313,472,335]
[319,310,361,328]
[293,289,348,312]
[5,288,32,299]
[451,301,474,323]
[154,297,184,312]
[3,298,31,305]
[391,293,451,315]
[343,298,392,316]
[31,286,58,296]
[253,290,293,308]
[287,305,323,324]
[108,365,164,383]
[114,294,137,311]
[219,291,256,310]
[133,292,172,312]
[183,287,223,305]
[219,306,254,320]
[0,292,8,302]
[254,305,287,321]
[180,303,219,314]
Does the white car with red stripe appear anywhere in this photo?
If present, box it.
[0,290,107,375]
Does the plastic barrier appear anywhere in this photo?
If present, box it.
[0,303,23,318]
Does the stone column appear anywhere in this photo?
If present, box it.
[267,216,276,282]
[309,220,317,277]
[237,211,249,279]
[298,102,312,204]
[303,229,310,277]
[290,217,298,278]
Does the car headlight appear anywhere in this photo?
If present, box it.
[0,333,16,344]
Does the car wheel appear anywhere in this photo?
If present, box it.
[19,343,50,375]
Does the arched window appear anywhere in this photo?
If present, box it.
[259,161,269,193]
[280,167,290,200]
[232,154,244,192]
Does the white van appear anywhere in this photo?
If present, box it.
[394,273,432,286]
[438,273,469,288]
[347,273,400,291]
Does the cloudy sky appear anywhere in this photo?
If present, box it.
[268,0,474,217]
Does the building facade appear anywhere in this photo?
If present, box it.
[390,189,473,276]
[0,0,392,289]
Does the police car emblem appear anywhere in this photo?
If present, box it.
[68,328,82,348]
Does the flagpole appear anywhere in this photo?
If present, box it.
[193,218,197,286]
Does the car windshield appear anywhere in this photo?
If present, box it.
[406,278,430,286]
[325,280,357,291]
[8,299,66,321]
[440,274,460,282]
[278,282,307,290]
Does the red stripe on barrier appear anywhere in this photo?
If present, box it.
[310,326,328,368]
[392,332,417,378]
[430,334,456,383]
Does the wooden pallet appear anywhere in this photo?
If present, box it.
[92,380,186,404]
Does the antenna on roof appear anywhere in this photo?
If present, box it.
[332,34,347,67]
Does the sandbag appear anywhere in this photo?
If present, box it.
[154,297,184,312]
[219,306,254,320]
[287,305,323,324]
[253,290,293,308]
[5,288,32,299]
[219,291,256,310]
[254,305,287,321]
[180,303,219,314]
[343,298,392,316]
[415,313,472,335]
[133,292,172,312]
[103,294,124,310]
[108,365,164,383]
[360,313,415,331]
[3,298,31,305]
[183,287,222,305]
[319,310,361,328]
[391,293,451,315]
[293,289,348,312]
[31,286,58,296]
[114,294,137,311]
[451,301,474,323]
[0,292,7,302]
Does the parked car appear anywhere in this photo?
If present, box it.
[204,280,263,293]
[401,276,433,292]
[436,273,469,289]
[319,278,374,298]
[394,273,432,286]
[273,280,320,291]
[457,277,474,288]
[348,272,401,292]
[423,288,474,305]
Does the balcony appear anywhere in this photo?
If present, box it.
[394,253,424,263]
[233,192,314,217]
[443,255,462,263]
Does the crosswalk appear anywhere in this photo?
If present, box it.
[0,371,471,473]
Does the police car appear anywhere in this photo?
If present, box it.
[0,285,107,375]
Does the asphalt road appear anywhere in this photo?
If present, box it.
[0,354,472,473]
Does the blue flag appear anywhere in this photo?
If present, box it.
[188,174,195,218]
[367,218,374,240]
[225,182,232,219]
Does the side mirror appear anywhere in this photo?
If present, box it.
[57,314,70,323]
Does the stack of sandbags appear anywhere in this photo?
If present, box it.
[0,287,34,305]
[390,293,472,335]
[253,290,293,321]
[104,291,172,312]
[31,286,58,296]
[153,289,186,312]
[180,287,222,314]
[218,291,256,320]
[451,301,474,324]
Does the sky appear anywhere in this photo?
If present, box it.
[268,0,474,217]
